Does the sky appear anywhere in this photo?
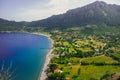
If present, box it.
[0,0,120,21]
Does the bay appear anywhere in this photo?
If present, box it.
[0,32,51,80]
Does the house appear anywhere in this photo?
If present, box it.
[66,77,70,80]
[54,68,63,73]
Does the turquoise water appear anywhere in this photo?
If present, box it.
[0,32,51,80]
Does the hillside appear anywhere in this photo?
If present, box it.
[0,1,120,31]
[0,18,26,31]
[29,1,120,30]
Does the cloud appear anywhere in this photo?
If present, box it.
[16,0,70,21]
[47,0,69,13]
[105,0,120,4]
[15,0,99,21]
[17,8,51,21]
[0,0,120,21]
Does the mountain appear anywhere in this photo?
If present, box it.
[0,1,120,31]
[29,1,120,29]
[0,18,26,27]
[0,18,26,31]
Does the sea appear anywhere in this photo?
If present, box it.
[0,32,51,80]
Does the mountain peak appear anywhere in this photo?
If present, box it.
[1,1,120,29]
[88,1,108,8]
[94,1,107,4]
[29,1,120,28]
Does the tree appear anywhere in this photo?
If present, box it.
[77,68,81,75]
[100,74,110,80]
[49,64,58,72]
[48,73,66,80]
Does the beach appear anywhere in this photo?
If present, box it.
[38,34,54,80]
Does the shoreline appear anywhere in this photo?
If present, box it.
[37,33,54,80]
[0,31,53,80]
[26,32,54,80]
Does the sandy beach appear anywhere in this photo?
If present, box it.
[37,34,54,80]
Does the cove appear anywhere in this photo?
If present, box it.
[0,32,51,80]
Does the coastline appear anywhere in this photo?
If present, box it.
[28,32,54,80]
[0,31,53,80]
[37,33,54,80]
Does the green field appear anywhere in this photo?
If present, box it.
[112,53,120,59]
[51,55,120,80]
[60,65,120,80]
[81,55,118,64]
[49,26,120,80]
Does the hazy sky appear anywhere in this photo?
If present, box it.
[0,0,120,21]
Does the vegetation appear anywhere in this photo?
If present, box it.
[0,24,120,80]
[48,26,120,80]
[1,1,120,31]
[0,1,120,80]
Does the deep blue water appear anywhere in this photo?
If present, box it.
[0,32,51,80]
